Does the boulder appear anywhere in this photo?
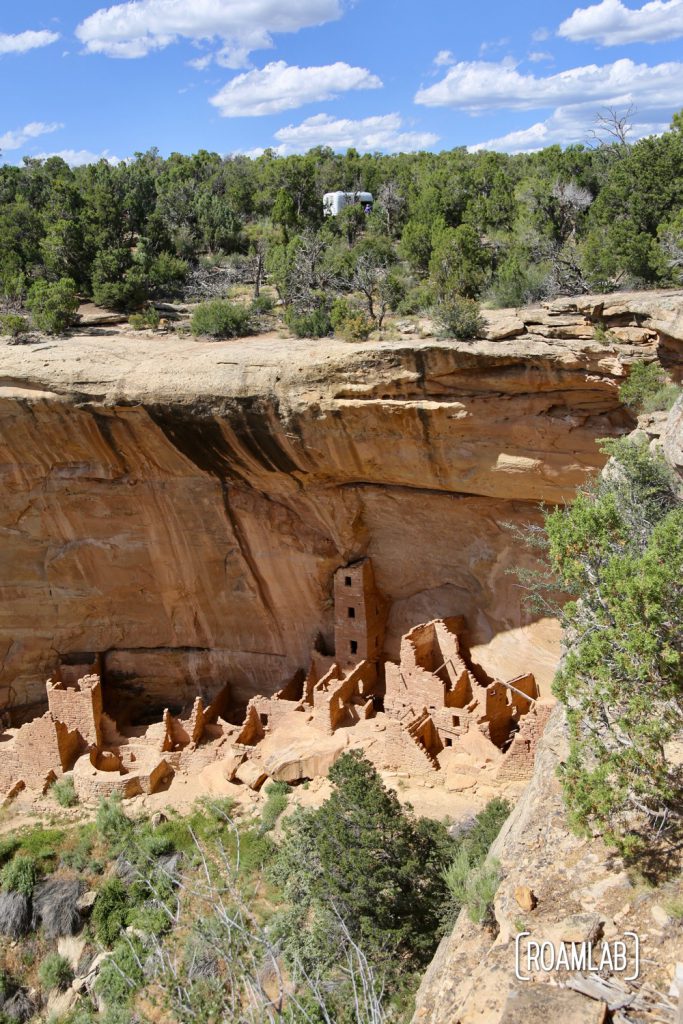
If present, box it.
[234,759,268,791]
[482,311,526,341]
[75,303,127,327]
[514,886,537,912]
[444,772,476,792]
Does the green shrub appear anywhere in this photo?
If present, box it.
[432,294,485,339]
[285,305,331,338]
[329,296,354,331]
[147,252,188,298]
[619,360,681,413]
[0,314,29,338]
[250,294,274,315]
[0,837,19,865]
[341,312,374,342]
[593,322,617,344]
[92,878,130,946]
[17,827,65,866]
[329,299,373,341]
[397,281,435,316]
[1,856,38,897]
[461,860,501,927]
[191,299,253,339]
[91,248,148,310]
[128,902,171,938]
[52,776,78,808]
[96,794,132,850]
[26,278,79,334]
[95,936,144,1007]
[441,799,509,929]
[260,782,290,834]
[128,305,161,330]
[39,952,73,992]
[60,825,95,871]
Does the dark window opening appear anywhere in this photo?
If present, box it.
[452,715,460,728]
[348,607,355,619]
[345,576,352,587]
[350,641,358,655]
[260,714,269,727]
[445,738,453,747]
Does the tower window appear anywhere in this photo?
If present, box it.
[345,576,352,587]
[348,607,355,619]
[350,641,358,655]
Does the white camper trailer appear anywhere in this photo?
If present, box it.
[323,191,374,216]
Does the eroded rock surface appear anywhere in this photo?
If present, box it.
[0,291,680,716]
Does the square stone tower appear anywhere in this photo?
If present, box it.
[334,558,385,669]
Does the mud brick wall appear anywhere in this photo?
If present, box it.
[13,714,68,788]
[360,718,437,776]
[47,674,102,747]
[496,703,554,782]
[313,661,376,734]
[334,559,385,669]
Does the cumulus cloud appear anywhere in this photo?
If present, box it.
[415,56,683,114]
[528,51,554,63]
[0,29,60,55]
[559,0,683,45]
[33,149,123,166]
[210,60,382,117]
[0,122,62,152]
[75,0,342,66]
[272,112,439,154]
[434,49,455,67]
[469,106,668,152]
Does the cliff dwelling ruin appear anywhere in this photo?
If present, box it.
[0,559,552,803]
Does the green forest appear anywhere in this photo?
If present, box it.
[2,112,683,339]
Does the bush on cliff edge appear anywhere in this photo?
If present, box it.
[544,438,682,856]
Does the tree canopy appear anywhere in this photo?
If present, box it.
[2,114,683,325]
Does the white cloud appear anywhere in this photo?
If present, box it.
[33,149,123,166]
[532,27,550,41]
[434,49,455,67]
[528,51,554,63]
[0,121,62,152]
[188,54,212,70]
[0,29,60,55]
[559,0,683,45]
[479,36,510,56]
[469,106,668,152]
[209,60,382,117]
[75,0,342,65]
[272,112,438,154]
[415,56,683,114]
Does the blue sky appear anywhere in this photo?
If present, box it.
[2,0,683,164]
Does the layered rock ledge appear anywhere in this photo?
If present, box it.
[0,290,680,716]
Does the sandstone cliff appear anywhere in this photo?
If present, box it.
[0,290,681,720]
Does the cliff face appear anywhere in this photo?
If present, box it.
[0,290,680,719]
